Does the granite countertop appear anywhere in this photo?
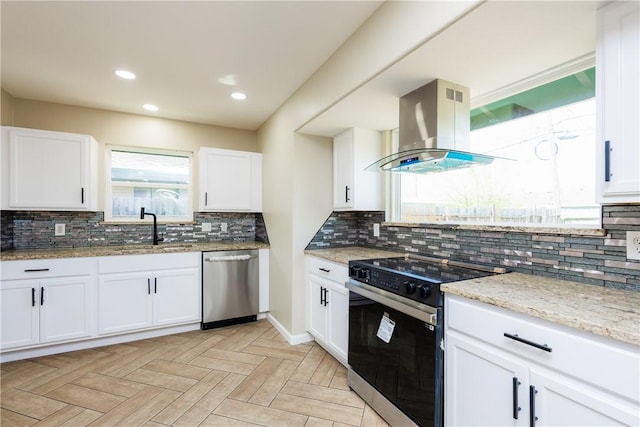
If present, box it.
[442,273,640,347]
[0,241,269,261]
[304,247,404,264]
[305,246,640,347]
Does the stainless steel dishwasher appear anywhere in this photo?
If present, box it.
[202,249,259,329]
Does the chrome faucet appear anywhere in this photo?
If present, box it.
[140,207,164,245]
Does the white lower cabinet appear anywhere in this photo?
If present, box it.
[97,252,201,335]
[307,256,349,365]
[0,258,94,351]
[445,295,640,426]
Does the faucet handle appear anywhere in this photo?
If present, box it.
[158,233,164,243]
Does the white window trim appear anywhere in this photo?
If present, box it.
[104,145,194,223]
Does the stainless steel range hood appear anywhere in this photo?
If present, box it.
[367,78,497,174]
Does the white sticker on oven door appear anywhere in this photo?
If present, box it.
[376,314,395,343]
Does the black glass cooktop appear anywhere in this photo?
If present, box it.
[360,256,495,283]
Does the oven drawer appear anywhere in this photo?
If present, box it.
[446,295,639,401]
[307,256,348,284]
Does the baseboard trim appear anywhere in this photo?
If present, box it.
[266,313,314,345]
[0,323,201,363]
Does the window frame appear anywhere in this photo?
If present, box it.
[104,145,194,223]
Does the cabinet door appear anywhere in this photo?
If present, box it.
[39,276,93,344]
[596,1,640,203]
[8,128,90,209]
[153,268,200,326]
[308,275,328,342]
[446,331,528,427]
[333,129,354,209]
[201,149,253,211]
[530,369,639,427]
[0,280,39,350]
[326,282,349,364]
[98,273,152,335]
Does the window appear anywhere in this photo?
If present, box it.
[394,66,599,228]
[106,147,192,222]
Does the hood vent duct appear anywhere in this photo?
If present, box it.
[367,78,497,174]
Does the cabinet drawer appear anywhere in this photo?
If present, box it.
[98,252,200,274]
[1,257,94,280]
[446,295,640,402]
[307,257,348,284]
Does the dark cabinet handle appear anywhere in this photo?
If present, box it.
[320,286,325,305]
[323,288,328,306]
[319,268,330,273]
[81,187,85,204]
[504,333,552,352]
[205,192,208,206]
[24,268,49,272]
[147,278,151,295]
[32,288,36,307]
[529,385,538,427]
[345,186,350,203]
[604,140,611,182]
[154,277,157,294]
[513,377,521,419]
[40,287,44,306]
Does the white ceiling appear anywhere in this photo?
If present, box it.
[1,1,604,136]
[1,1,382,130]
[300,0,603,136]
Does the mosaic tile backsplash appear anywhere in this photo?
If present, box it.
[1,211,269,251]
[307,205,640,291]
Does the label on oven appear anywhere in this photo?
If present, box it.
[376,313,395,343]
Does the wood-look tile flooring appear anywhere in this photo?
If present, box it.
[0,320,389,427]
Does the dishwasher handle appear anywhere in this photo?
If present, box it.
[205,254,255,262]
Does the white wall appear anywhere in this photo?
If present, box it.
[258,1,480,336]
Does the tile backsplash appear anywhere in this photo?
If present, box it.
[307,205,640,291]
[1,211,269,250]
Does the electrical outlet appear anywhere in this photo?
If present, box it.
[626,231,640,260]
[373,223,380,237]
[54,223,65,236]
[220,222,228,233]
[201,222,212,232]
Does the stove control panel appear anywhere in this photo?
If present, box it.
[349,261,441,307]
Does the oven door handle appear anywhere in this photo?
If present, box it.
[347,279,438,326]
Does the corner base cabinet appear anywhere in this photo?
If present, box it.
[306,256,349,365]
[1,126,99,210]
[0,258,95,351]
[445,295,640,426]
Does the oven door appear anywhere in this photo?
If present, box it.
[347,279,443,427]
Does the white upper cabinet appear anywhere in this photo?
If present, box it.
[199,147,262,212]
[333,128,382,211]
[596,1,640,204]
[1,126,98,210]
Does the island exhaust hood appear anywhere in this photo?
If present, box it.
[367,78,497,174]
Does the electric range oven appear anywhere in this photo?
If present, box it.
[347,254,507,427]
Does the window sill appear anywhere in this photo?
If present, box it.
[383,222,607,237]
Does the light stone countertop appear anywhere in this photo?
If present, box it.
[305,246,640,347]
[442,272,640,346]
[304,247,404,264]
[0,241,269,261]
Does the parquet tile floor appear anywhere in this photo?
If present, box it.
[0,320,389,427]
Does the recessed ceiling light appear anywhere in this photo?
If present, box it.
[231,92,247,100]
[143,104,159,112]
[115,69,136,80]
